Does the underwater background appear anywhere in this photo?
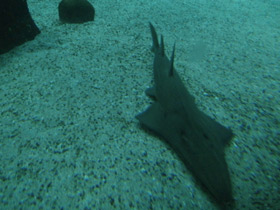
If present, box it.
[0,0,279,209]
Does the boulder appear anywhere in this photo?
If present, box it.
[58,0,95,24]
[0,0,40,54]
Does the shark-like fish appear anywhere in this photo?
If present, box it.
[136,23,234,207]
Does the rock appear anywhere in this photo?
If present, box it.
[0,0,40,55]
[58,0,95,24]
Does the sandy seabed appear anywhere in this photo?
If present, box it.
[0,0,279,209]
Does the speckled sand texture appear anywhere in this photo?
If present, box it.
[0,0,279,209]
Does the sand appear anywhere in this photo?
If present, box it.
[0,0,279,209]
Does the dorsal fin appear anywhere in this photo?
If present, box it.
[149,22,159,52]
[160,35,165,56]
[169,43,176,77]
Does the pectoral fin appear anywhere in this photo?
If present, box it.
[136,102,165,134]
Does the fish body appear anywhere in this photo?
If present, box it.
[136,23,234,206]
